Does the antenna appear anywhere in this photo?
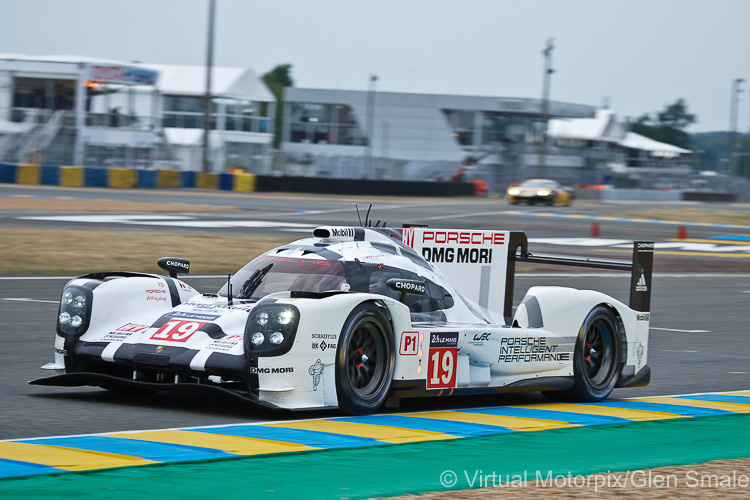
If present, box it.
[227,274,233,306]
[353,204,363,226]
[365,204,372,226]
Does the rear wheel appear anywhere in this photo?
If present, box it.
[543,305,622,402]
[335,303,394,415]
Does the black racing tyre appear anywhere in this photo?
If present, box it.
[543,305,622,402]
[335,302,395,415]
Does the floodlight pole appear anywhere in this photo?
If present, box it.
[728,78,745,175]
[539,38,555,174]
[365,74,378,175]
[201,0,216,173]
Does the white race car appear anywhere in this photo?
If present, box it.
[32,224,654,415]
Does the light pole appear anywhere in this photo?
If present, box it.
[201,0,216,173]
[365,74,378,175]
[728,78,745,175]
[538,38,555,174]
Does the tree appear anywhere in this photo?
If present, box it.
[262,64,294,149]
[629,99,696,150]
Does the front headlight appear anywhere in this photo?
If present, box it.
[507,188,520,195]
[244,303,299,355]
[57,285,92,337]
[536,190,551,196]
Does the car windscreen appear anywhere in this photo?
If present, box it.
[521,180,556,188]
[218,256,349,299]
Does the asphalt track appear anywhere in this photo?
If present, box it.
[4,184,750,243]
[2,272,750,440]
[1,185,749,495]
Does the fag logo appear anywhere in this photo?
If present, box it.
[313,340,336,351]
[636,273,648,292]
[399,332,419,355]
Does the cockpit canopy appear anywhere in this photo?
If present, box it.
[218,253,453,316]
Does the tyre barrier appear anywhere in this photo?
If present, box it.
[0,162,478,197]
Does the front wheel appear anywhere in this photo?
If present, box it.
[543,305,622,402]
[335,302,395,415]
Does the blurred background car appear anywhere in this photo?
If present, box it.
[506,179,573,206]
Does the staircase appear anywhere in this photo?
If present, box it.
[13,110,66,163]
[0,110,40,162]
[151,130,175,169]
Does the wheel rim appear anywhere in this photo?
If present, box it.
[345,318,386,399]
[582,316,615,389]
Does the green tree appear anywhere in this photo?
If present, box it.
[629,99,696,150]
[262,64,294,149]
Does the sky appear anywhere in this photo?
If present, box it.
[2,0,749,132]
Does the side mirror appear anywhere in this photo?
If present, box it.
[443,294,454,309]
[157,257,190,278]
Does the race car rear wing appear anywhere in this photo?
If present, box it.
[505,232,654,320]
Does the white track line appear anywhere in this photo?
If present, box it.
[650,327,710,333]
[2,298,59,304]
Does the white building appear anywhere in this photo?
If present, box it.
[281,89,692,190]
[0,54,274,171]
[143,64,274,172]
[548,109,692,187]
[281,87,597,183]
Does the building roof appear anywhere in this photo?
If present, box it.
[0,54,273,102]
[146,64,273,102]
[0,116,34,134]
[0,52,140,67]
[549,108,691,156]
[548,109,620,141]
[621,132,691,156]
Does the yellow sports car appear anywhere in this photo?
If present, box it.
[506,179,573,206]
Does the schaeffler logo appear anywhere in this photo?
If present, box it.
[309,359,324,391]
[636,273,648,292]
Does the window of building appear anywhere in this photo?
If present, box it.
[288,102,366,146]
[162,95,270,133]
[443,109,541,150]
[12,77,75,118]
